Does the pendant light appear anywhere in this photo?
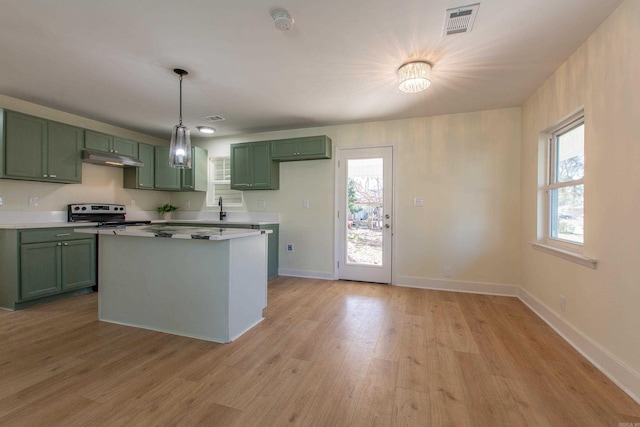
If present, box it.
[168,68,192,168]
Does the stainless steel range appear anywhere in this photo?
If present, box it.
[67,203,151,227]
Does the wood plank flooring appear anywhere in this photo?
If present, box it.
[0,276,639,426]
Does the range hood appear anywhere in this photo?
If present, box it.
[82,149,144,168]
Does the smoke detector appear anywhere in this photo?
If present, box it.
[443,3,480,36]
[272,10,294,31]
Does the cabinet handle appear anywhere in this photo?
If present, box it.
[63,243,69,246]
[57,243,62,246]
[56,233,71,237]
[43,174,48,177]
[49,174,57,178]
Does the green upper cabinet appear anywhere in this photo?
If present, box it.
[230,141,279,190]
[124,145,207,192]
[154,146,181,190]
[85,130,138,158]
[271,135,332,161]
[181,146,208,192]
[123,142,155,189]
[47,121,84,182]
[1,110,83,183]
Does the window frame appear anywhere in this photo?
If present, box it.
[206,156,244,208]
[544,111,585,253]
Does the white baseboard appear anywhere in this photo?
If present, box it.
[278,269,335,280]
[518,288,640,405]
[395,275,520,296]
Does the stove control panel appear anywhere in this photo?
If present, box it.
[68,203,126,215]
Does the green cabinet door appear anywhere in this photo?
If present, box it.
[113,137,138,157]
[230,141,279,190]
[271,135,332,161]
[230,143,252,188]
[250,141,278,189]
[4,110,47,180]
[123,142,154,189]
[2,111,82,183]
[61,239,96,291]
[154,146,181,190]
[137,143,155,189]
[20,242,61,300]
[180,146,207,191]
[86,131,138,157]
[47,121,83,183]
[84,130,112,152]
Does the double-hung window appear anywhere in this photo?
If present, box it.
[546,112,585,249]
[206,157,244,207]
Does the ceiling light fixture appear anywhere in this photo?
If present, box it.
[397,61,432,93]
[197,126,216,134]
[168,68,192,169]
[272,10,294,31]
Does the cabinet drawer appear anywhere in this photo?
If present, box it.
[20,228,94,244]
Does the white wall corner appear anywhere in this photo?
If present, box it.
[518,288,640,405]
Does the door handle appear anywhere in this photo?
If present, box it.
[385,214,390,219]
[385,224,390,229]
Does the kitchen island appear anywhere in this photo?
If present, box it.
[76,225,270,343]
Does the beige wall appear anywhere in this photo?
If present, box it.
[195,107,522,285]
[0,94,169,213]
[521,0,640,376]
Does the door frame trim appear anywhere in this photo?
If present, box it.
[333,145,396,284]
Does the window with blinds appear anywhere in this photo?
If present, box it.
[206,157,244,207]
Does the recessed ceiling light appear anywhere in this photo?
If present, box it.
[197,126,216,134]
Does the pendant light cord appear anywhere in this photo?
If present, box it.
[178,73,183,126]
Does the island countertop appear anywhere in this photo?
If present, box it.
[75,224,272,241]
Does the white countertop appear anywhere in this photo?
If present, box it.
[75,225,272,241]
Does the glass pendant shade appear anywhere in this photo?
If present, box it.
[398,61,432,93]
[169,124,192,168]
[168,68,192,168]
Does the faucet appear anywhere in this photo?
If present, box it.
[218,196,227,221]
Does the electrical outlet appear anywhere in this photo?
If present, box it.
[444,266,453,277]
[0,197,3,206]
[286,243,294,253]
[258,200,266,209]
[184,200,191,208]
[413,197,424,207]
[131,200,136,207]
[560,295,567,312]
[303,200,310,209]
[28,196,38,207]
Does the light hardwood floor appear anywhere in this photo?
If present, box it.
[0,276,639,426]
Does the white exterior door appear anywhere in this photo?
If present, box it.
[337,147,393,283]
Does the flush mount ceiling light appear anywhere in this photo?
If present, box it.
[272,10,294,31]
[397,61,432,93]
[168,68,192,169]
[197,126,216,134]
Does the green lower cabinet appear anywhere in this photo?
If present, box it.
[20,242,62,300]
[20,237,96,301]
[61,239,96,291]
[0,228,97,309]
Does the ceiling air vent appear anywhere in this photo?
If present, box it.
[443,3,480,36]
[204,115,225,122]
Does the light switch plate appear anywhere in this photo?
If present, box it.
[29,196,38,207]
[0,197,3,206]
[258,200,266,209]
[413,197,424,207]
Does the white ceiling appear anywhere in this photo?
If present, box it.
[0,0,622,139]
